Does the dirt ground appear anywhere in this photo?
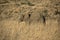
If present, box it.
[0,0,60,40]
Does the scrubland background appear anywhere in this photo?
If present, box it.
[0,0,60,40]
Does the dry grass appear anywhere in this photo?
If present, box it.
[0,0,60,40]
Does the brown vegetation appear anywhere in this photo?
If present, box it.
[0,0,60,40]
